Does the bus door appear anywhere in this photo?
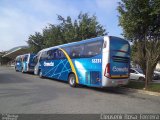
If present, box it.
[23,55,28,71]
[28,54,36,70]
[16,56,23,71]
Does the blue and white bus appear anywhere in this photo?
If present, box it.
[15,55,23,72]
[15,53,35,73]
[34,36,130,87]
[21,53,36,73]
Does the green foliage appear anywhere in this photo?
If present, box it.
[0,55,12,65]
[118,0,160,87]
[125,81,160,92]
[27,12,107,53]
[27,32,45,53]
[118,0,160,40]
[130,44,137,61]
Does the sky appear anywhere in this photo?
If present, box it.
[0,0,122,51]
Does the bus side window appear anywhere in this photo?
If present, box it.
[20,56,23,62]
[47,49,65,60]
[84,41,102,57]
[17,57,20,62]
[49,49,57,60]
[56,50,65,59]
[40,51,48,61]
[70,45,84,58]
[47,50,53,60]
[23,55,28,62]
[52,49,57,59]
[63,47,71,57]
[33,56,38,63]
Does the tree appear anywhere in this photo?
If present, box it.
[27,32,46,53]
[77,13,106,40]
[118,0,160,88]
[27,12,107,53]
[0,54,12,65]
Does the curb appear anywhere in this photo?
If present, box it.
[121,87,160,96]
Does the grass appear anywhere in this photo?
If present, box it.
[147,83,160,92]
[125,80,160,93]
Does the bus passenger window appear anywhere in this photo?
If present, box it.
[70,45,84,58]
[47,50,55,60]
[23,55,28,62]
[63,47,71,57]
[46,49,65,60]
[57,50,65,59]
[71,50,76,57]
[84,41,102,57]
[40,51,48,61]
[33,56,38,63]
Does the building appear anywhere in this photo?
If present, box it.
[2,46,29,59]
[1,46,30,65]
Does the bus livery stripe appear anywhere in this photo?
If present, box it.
[111,75,128,78]
[58,48,79,84]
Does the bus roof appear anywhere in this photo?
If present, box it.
[109,36,129,43]
[40,36,104,52]
[38,36,129,53]
[16,53,35,58]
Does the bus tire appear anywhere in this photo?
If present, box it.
[21,67,23,72]
[15,67,18,72]
[22,67,25,73]
[39,70,43,78]
[68,73,76,87]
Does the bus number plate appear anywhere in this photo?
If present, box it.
[118,80,123,84]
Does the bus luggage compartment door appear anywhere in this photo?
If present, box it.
[85,71,101,86]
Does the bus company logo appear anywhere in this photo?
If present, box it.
[44,62,54,66]
[112,66,128,72]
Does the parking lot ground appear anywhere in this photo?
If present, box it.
[0,66,160,113]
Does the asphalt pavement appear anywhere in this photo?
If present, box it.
[0,66,160,113]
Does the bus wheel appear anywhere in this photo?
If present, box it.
[39,70,43,78]
[68,73,76,87]
[22,68,24,73]
[21,67,23,72]
[15,67,18,72]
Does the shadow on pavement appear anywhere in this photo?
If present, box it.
[0,73,31,84]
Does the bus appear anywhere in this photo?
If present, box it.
[34,36,130,87]
[21,53,36,73]
[15,55,23,72]
[15,53,35,73]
